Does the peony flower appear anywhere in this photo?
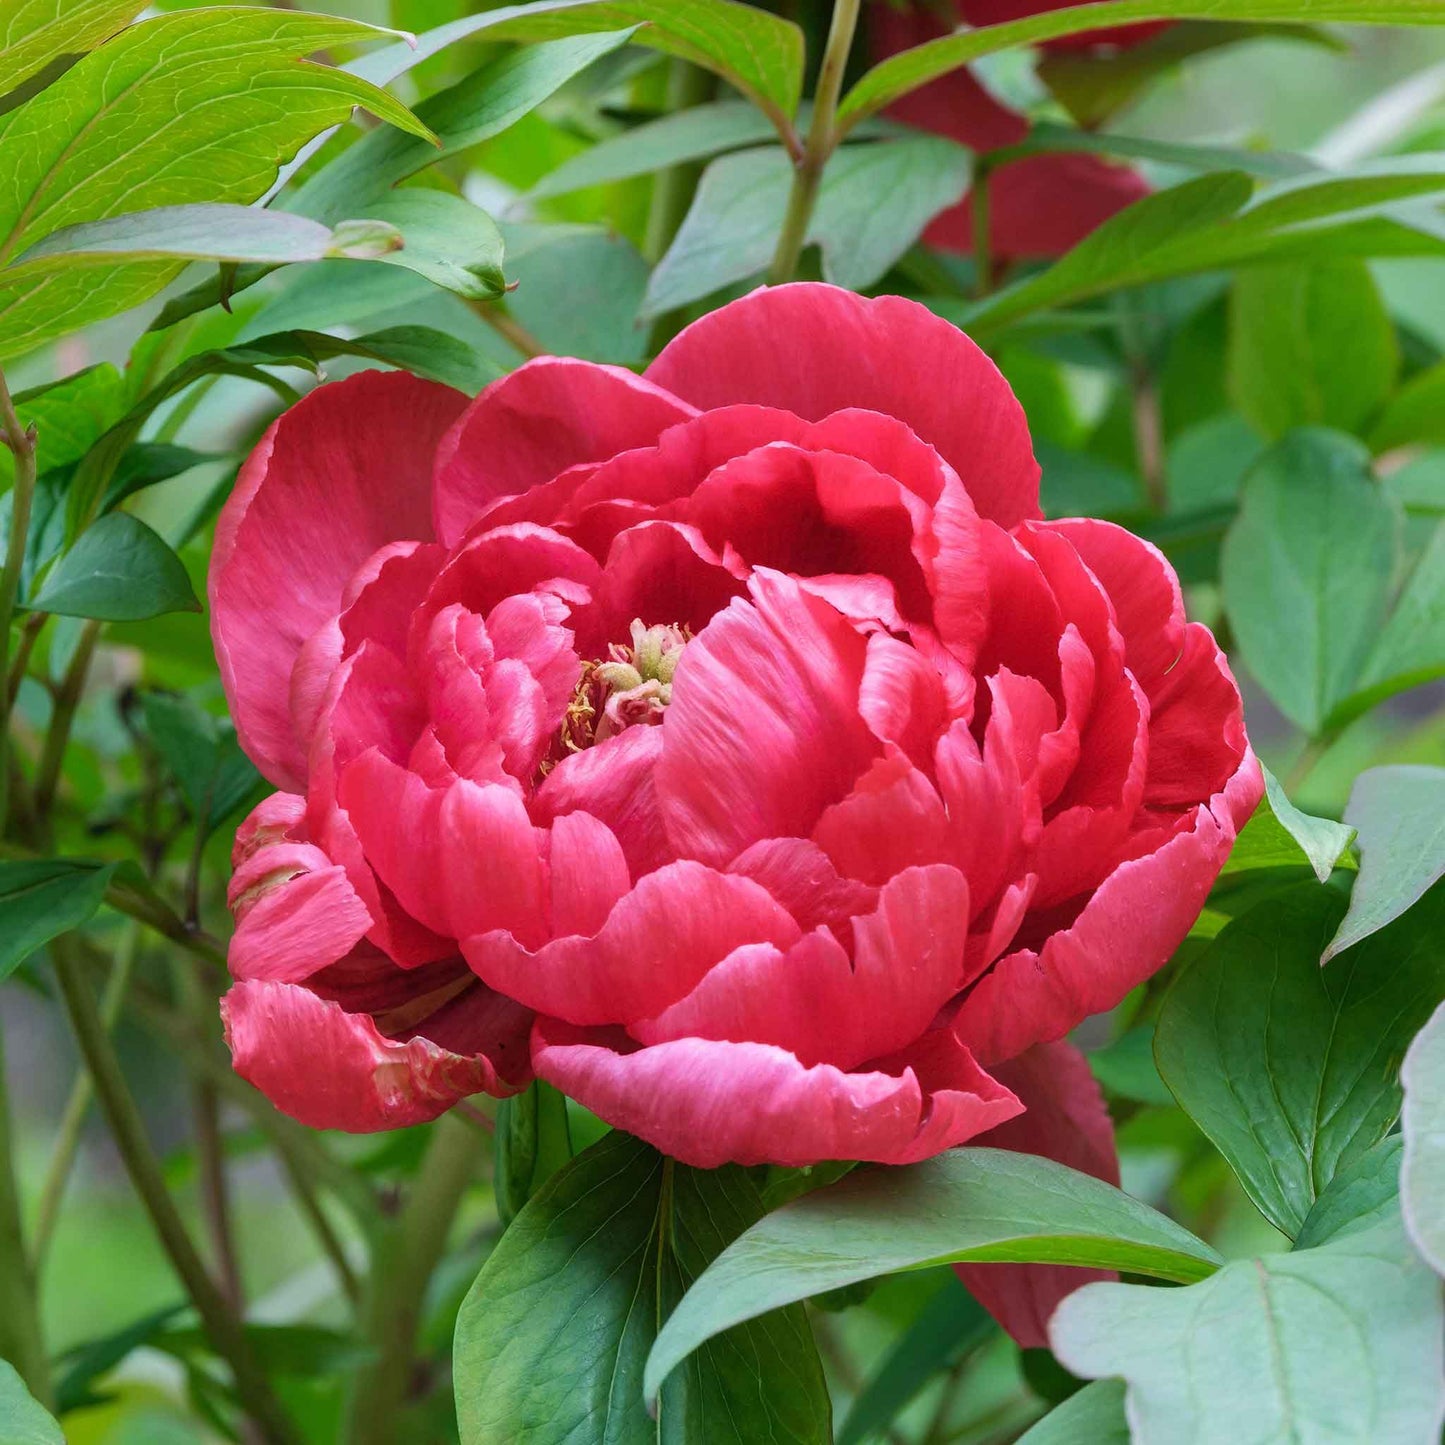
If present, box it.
[212,284,1259,1209]
[871,0,1160,261]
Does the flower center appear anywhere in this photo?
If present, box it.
[560,619,690,754]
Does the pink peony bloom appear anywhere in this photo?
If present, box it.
[871,1,1161,261]
[212,284,1258,1193]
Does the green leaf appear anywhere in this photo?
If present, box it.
[1369,358,1445,453]
[1088,1026,1175,1108]
[1322,765,1445,961]
[645,136,969,314]
[338,326,502,395]
[347,190,505,302]
[1294,1135,1405,1250]
[0,1359,62,1445]
[1016,1379,1129,1445]
[54,1304,188,1414]
[1228,260,1398,439]
[644,1148,1221,1409]
[836,1282,992,1445]
[1154,880,1445,1237]
[492,1081,575,1228]
[839,1,1445,129]
[1018,118,1315,182]
[0,363,125,490]
[140,693,260,840]
[1050,1212,1444,1445]
[1219,764,1356,884]
[1220,428,1400,735]
[30,512,200,621]
[0,0,140,97]
[0,8,429,359]
[455,1130,830,1444]
[0,858,116,980]
[1402,1000,1445,1274]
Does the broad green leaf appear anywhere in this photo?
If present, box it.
[30,512,200,621]
[1401,1000,1445,1274]
[0,363,125,489]
[351,190,505,301]
[1322,765,1445,961]
[1294,1135,1405,1250]
[1219,764,1356,884]
[0,858,116,980]
[1016,1379,1129,1445]
[0,0,140,96]
[838,1,1445,130]
[836,1281,992,1445]
[529,99,780,199]
[0,1360,62,1445]
[0,8,429,360]
[492,1081,575,1228]
[1228,260,1398,439]
[141,693,260,840]
[645,136,969,314]
[1220,428,1400,735]
[1051,1213,1444,1445]
[1369,358,1445,454]
[455,1130,830,1444]
[336,326,501,395]
[1088,1026,1175,1108]
[1018,118,1314,182]
[1154,881,1445,1237]
[645,1148,1221,1408]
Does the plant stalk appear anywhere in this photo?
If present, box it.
[0,1023,49,1407]
[33,617,100,822]
[0,365,36,840]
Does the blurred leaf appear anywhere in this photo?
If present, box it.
[140,693,260,840]
[351,190,505,301]
[0,1359,62,1445]
[493,1080,574,1228]
[646,136,969,314]
[1369,358,1445,453]
[1155,880,1445,1237]
[1228,260,1398,439]
[1220,765,1356,885]
[1050,1211,1443,1445]
[30,512,200,621]
[1089,1026,1174,1108]
[0,858,117,981]
[1220,429,1400,736]
[0,8,428,359]
[1016,1378,1128,1445]
[1402,1000,1445,1275]
[0,0,140,96]
[1322,765,1445,961]
[157,1323,372,1378]
[645,1148,1221,1408]
[55,1304,188,1414]
[1018,117,1314,180]
[836,1281,991,1445]
[1295,1135,1405,1251]
[456,1130,830,1444]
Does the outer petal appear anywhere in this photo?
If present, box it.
[646,284,1040,529]
[222,979,523,1131]
[954,1039,1121,1348]
[433,358,696,546]
[211,371,466,790]
[532,1018,1020,1168]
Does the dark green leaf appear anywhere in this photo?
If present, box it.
[1219,765,1356,884]
[1154,880,1445,1237]
[492,1080,575,1228]
[54,1304,188,1413]
[30,512,199,621]
[1016,1379,1128,1445]
[141,693,260,839]
[1220,429,1400,735]
[0,1360,63,1445]
[1018,118,1314,181]
[455,1130,830,1444]
[0,858,117,980]
[1295,1135,1404,1250]
[645,1147,1221,1408]
[0,0,140,96]
[1401,1000,1445,1274]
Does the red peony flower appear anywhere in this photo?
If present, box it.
[212,285,1258,1220]
[871,1,1161,261]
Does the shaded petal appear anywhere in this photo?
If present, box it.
[726,835,876,933]
[813,752,949,887]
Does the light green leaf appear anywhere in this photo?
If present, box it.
[0,858,117,980]
[1220,764,1356,884]
[645,136,969,314]
[1370,359,1445,454]
[1016,1379,1129,1445]
[352,190,505,301]
[1402,1000,1445,1275]
[0,0,140,97]
[1295,1135,1405,1250]
[1051,1212,1444,1445]
[455,1130,830,1445]
[1019,118,1315,181]
[1322,765,1445,961]
[645,1148,1221,1409]
[0,363,125,490]
[1220,428,1400,735]
[30,512,200,621]
[0,1360,61,1445]
[1089,1026,1175,1108]
[0,7,429,360]
[1155,881,1445,1237]
[839,1,1445,130]
[1228,260,1398,439]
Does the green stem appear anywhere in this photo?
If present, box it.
[33,617,100,823]
[52,938,302,1445]
[342,1112,484,1445]
[972,156,995,298]
[468,300,546,361]
[0,1024,49,1407]
[0,365,37,840]
[767,0,861,284]
[644,62,717,264]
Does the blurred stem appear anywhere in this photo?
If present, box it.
[34,617,100,822]
[643,61,716,264]
[1286,730,1338,794]
[342,1112,484,1445]
[1130,361,1166,513]
[467,299,546,360]
[0,1023,49,1407]
[767,0,860,283]
[32,920,139,1266]
[52,936,302,1445]
[972,157,995,298]
[0,363,36,840]
[6,612,42,707]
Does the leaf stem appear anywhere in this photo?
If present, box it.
[0,364,37,840]
[767,0,861,284]
[0,1022,49,1407]
[972,156,995,298]
[33,617,100,821]
[467,299,547,361]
